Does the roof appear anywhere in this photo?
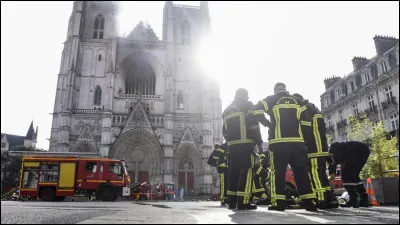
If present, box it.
[1,133,25,149]
[126,21,160,42]
[25,121,35,140]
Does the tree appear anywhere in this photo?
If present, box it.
[346,115,398,178]
[1,151,22,194]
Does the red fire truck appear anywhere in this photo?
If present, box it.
[130,182,176,200]
[18,156,131,201]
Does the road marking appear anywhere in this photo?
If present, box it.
[293,213,333,223]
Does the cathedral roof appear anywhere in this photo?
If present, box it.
[126,21,160,42]
[1,133,25,149]
[25,121,35,140]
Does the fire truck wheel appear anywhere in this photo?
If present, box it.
[98,185,116,201]
[40,188,56,201]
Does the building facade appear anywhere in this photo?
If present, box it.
[1,122,38,152]
[49,1,223,194]
[320,35,399,142]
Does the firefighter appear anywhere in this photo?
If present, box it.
[251,149,270,205]
[293,93,339,209]
[327,141,370,208]
[250,83,317,211]
[222,88,263,210]
[207,143,229,206]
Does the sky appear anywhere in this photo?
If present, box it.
[1,1,399,150]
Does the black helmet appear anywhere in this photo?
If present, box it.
[293,93,304,100]
[274,82,286,93]
[235,88,249,100]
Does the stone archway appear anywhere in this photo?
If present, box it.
[174,143,203,196]
[110,128,163,184]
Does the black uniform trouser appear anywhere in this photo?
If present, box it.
[308,156,331,202]
[269,143,316,207]
[342,149,370,199]
[227,143,254,207]
[219,171,228,204]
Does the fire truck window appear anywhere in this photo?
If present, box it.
[22,168,38,189]
[109,163,123,176]
[39,163,59,183]
[85,162,97,173]
[100,162,104,172]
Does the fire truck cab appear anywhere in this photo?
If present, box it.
[19,156,131,201]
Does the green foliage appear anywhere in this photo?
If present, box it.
[13,145,36,151]
[1,152,22,194]
[346,116,398,178]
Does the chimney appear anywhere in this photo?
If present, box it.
[323,75,342,91]
[373,35,398,56]
[351,56,368,71]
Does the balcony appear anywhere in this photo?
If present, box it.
[381,97,397,110]
[118,93,162,100]
[336,119,347,129]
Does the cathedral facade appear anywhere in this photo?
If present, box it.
[49,1,223,194]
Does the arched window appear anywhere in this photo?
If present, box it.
[181,21,190,45]
[125,61,156,95]
[93,14,105,39]
[94,86,101,106]
[177,91,184,109]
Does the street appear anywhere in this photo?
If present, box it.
[1,200,398,224]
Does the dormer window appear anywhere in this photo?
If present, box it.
[363,72,371,85]
[93,14,105,39]
[381,61,388,74]
[1,142,6,148]
[352,103,359,116]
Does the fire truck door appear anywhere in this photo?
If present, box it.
[59,163,76,189]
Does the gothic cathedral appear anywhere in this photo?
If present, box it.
[49,1,223,194]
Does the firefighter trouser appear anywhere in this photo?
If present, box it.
[269,143,316,207]
[308,156,331,202]
[252,165,268,202]
[342,149,370,200]
[227,143,254,207]
[219,172,228,204]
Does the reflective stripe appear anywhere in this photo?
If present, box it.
[300,106,307,113]
[261,100,268,112]
[314,114,323,119]
[256,166,263,176]
[273,108,280,139]
[227,190,237,196]
[251,110,265,115]
[269,151,277,206]
[261,193,267,198]
[300,193,316,199]
[272,104,301,109]
[308,152,329,158]
[218,163,227,168]
[311,158,324,201]
[239,114,247,141]
[228,139,255,146]
[269,138,304,144]
[252,187,266,193]
[274,195,286,200]
[224,112,246,120]
[325,186,332,191]
[217,148,225,153]
[343,182,363,186]
[237,191,251,197]
[249,124,260,130]
[220,173,224,202]
[313,115,323,153]
[213,156,219,159]
[300,121,312,126]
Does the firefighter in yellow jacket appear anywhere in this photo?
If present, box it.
[250,83,317,211]
[209,143,229,206]
[222,88,264,210]
[293,93,339,209]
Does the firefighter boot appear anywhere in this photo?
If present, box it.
[359,193,369,208]
[343,186,359,208]
[238,204,257,210]
[301,199,318,212]
[325,190,339,209]
[268,200,286,211]
[228,195,237,210]
[356,184,369,208]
